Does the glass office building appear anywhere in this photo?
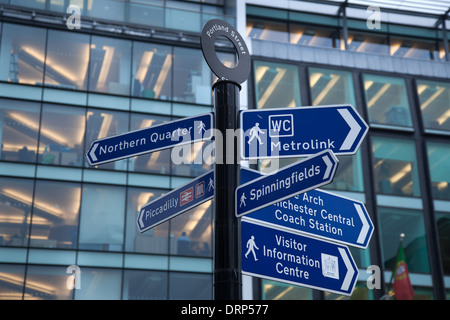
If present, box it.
[0,0,449,300]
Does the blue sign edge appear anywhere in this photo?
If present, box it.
[240,167,374,249]
[240,218,359,296]
[87,112,214,166]
[235,149,339,218]
[137,170,214,233]
[239,104,368,160]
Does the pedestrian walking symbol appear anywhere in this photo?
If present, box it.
[248,123,264,145]
[245,235,259,261]
[239,193,247,207]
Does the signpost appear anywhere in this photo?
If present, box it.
[86,113,213,166]
[137,170,215,233]
[241,167,374,248]
[240,104,368,159]
[235,149,338,218]
[241,219,359,296]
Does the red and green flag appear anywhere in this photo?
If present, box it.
[392,243,414,300]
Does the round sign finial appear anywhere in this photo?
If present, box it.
[201,19,251,85]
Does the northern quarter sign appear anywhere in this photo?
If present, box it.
[137,170,214,233]
[235,149,338,218]
[240,104,368,159]
[86,113,213,166]
[241,219,359,296]
[241,167,374,249]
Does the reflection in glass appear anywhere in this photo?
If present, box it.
[38,104,85,167]
[435,212,450,275]
[89,36,132,95]
[378,207,430,273]
[390,37,438,60]
[169,272,212,300]
[290,24,339,48]
[171,141,213,177]
[417,80,450,132]
[0,99,40,163]
[254,60,301,109]
[85,109,129,170]
[0,264,26,300]
[0,23,47,85]
[345,32,388,55]
[74,267,122,300]
[0,178,33,247]
[79,184,126,251]
[309,67,356,106]
[125,187,168,254]
[262,279,313,300]
[132,42,172,100]
[169,200,213,257]
[372,136,420,197]
[29,181,80,249]
[123,270,168,300]
[427,142,450,200]
[129,113,171,174]
[173,47,211,104]
[44,30,90,90]
[24,265,73,300]
[246,19,289,43]
[363,74,413,127]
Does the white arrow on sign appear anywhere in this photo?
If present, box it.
[337,108,363,151]
[355,204,370,245]
[338,247,355,292]
[89,143,98,162]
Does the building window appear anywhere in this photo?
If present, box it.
[24,265,73,300]
[125,187,168,255]
[262,279,313,300]
[89,36,132,96]
[78,184,126,252]
[390,37,438,61]
[0,177,34,247]
[168,272,212,299]
[363,74,413,128]
[435,212,450,275]
[132,42,172,100]
[345,31,389,55]
[0,99,40,164]
[29,180,81,250]
[246,18,289,43]
[290,23,339,48]
[0,264,26,300]
[427,141,450,200]
[123,269,168,300]
[378,207,430,274]
[38,104,86,167]
[417,80,450,132]
[254,60,301,109]
[44,30,90,91]
[73,267,122,300]
[0,23,47,85]
[372,136,420,197]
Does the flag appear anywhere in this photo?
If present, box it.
[392,242,414,300]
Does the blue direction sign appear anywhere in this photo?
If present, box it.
[87,113,213,166]
[240,105,368,159]
[137,170,215,233]
[241,219,359,296]
[235,149,338,218]
[241,168,374,248]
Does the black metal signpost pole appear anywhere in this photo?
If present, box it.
[201,19,250,300]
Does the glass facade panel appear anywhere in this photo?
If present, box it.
[0,99,40,163]
[0,177,33,247]
[363,74,413,128]
[346,31,388,55]
[168,272,212,300]
[390,37,438,60]
[173,47,211,105]
[122,269,168,300]
[427,142,450,200]
[74,267,122,300]
[24,265,73,300]
[0,23,47,85]
[435,212,450,275]
[254,60,301,109]
[372,136,420,197]
[132,42,172,100]
[44,30,90,91]
[290,24,339,48]
[125,187,168,254]
[246,19,289,43]
[262,279,313,300]
[89,36,132,95]
[38,104,86,167]
[0,264,26,300]
[417,80,450,132]
[78,184,126,251]
[378,207,430,273]
[169,200,213,257]
[29,180,81,249]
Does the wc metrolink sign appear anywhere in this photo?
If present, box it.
[241,168,374,249]
[86,113,213,166]
[241,104,368,159]
[241,219,359,296]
